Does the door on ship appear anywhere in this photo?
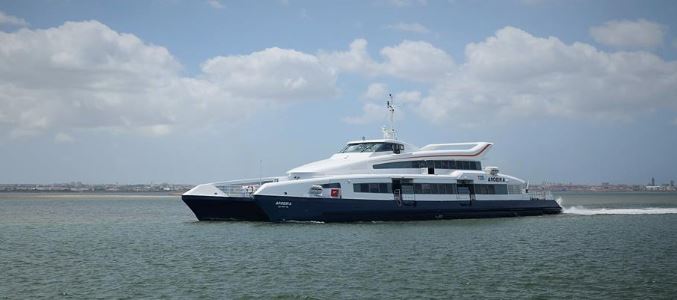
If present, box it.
[392,178,415,207]
[457,180,475,205]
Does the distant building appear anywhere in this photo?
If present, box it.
[671,180,675,187]
[651,177,655,186]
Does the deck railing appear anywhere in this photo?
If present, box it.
[214,177,279,198]
[527,191,553,201]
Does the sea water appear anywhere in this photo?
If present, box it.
[1,192,676,299]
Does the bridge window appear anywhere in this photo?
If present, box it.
[340,142,403,153]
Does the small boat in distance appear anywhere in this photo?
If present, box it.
[182,96,561,222]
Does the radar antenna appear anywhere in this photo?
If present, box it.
[382,93,397,140]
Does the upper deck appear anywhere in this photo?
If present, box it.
[287,139,494,179]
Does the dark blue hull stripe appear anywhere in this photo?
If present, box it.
[181,195,268,221]
[255,196,562,222]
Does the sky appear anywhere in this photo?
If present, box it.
[0,0,676,185]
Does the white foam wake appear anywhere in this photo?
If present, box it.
[563,206,677,215]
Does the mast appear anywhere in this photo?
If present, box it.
[382,93,397,140]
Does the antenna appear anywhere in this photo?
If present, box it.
[383,93,397,140]
[388,93,395,131]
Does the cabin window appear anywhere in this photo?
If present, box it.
[373,160,482,170]
[354,182,506,194]
[321,183,341,189]
[431,184,440,194]
[507,185,521,194]
[494,184,508,194]
[413,183,458,194]
[475,184,494,194]
[353,183,391,193]
[474,184,509,194]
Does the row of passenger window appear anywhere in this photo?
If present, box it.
[373,160,481,170]
[352,183,508,194]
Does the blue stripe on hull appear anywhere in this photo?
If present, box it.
[181,195,268,221]
[255,196,562,222]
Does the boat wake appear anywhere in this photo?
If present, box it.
[563,206,677,215]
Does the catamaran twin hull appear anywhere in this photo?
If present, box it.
[181,195,267,221]
[182,194,561,222]
[182,137,562,222]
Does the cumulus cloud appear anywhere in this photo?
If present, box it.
[417,26,677,125]
[3,20,675,137]
[0,10,28,27]
[206,0,224,9]
[0,21,182,135]
[590,19,665,49]
[345,84,419,124]
[54,132,75,143]
[0,21,337,137]
[201,48,336,101]
[362,83,389,100]
[381,0,427,7]
[319,39,454,81]
[519,0,550,5]
[343,102,387,124]
[386,22,430,34]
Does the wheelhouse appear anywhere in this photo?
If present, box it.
[339,142,405,154]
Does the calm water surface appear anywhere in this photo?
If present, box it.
[1,192,676,299]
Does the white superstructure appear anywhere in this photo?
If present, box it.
[182,96,558,222]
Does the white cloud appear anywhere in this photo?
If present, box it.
[206,0,224,9]
[590,19,665,49]
[346,86,419,124]
[519,0,550,5]
[393,90,422,104]
[381,0,427,7]
[386,22,430,34]
[319,39,454,81]
[0,21,338,137]
[54,132,75,143]
[343,102,387,124]
[380,41,453,80]
[417,26,677,125]
[201,48,337,101]
[0,21,182,136]
[3,20,675,137]
[362,83,389,100]
[0,10,28,27]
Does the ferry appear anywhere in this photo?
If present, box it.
[182,99,561,222]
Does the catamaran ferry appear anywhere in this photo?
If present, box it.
[182,99,561,222]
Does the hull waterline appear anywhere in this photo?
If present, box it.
[255,196,562,222]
